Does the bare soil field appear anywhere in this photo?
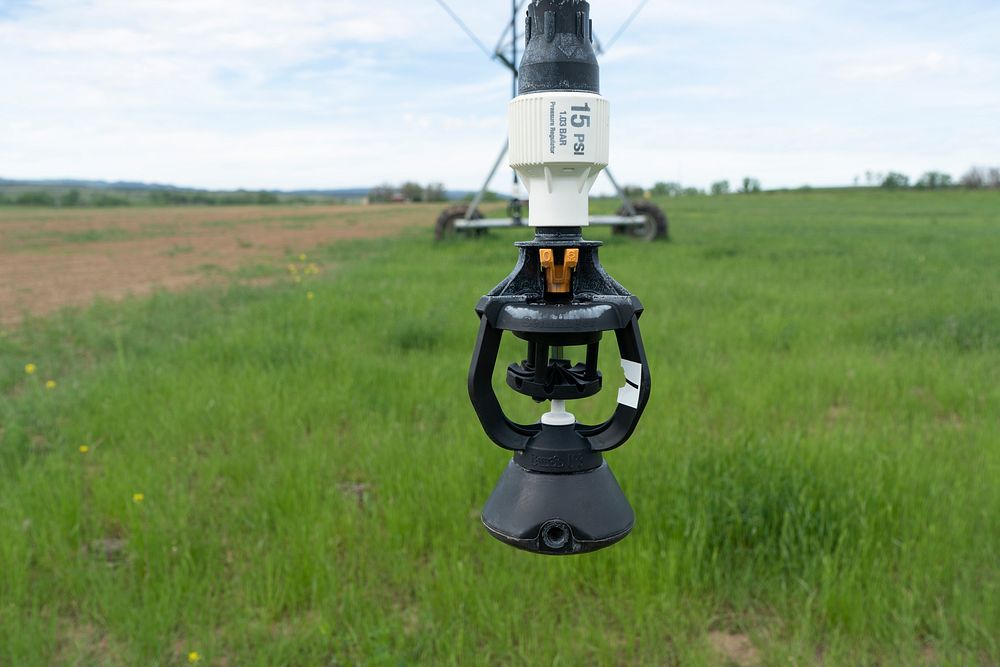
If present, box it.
[0,204,433,325]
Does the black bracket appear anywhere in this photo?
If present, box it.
[468,314,650,454]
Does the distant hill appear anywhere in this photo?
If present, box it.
[0,178,187,191]
[0,178,478,202]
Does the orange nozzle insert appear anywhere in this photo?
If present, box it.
[539,248,579,294]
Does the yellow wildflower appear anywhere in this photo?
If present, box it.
[79,445,90,454]
[25,363,37,375]
[188,652,201,663]
[307,291,315,301]
[298,253,307,261]
[46,380,57,390]
[287,263,297,273]
[133,493,145,504]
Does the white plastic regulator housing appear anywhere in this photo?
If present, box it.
[508,91,609,227]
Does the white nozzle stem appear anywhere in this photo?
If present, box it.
[541,400,576,427]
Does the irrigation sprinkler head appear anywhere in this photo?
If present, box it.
[468,1,651,555]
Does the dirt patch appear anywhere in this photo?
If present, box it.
[0,204,435,325]
[709,631,760,667]
[56,621,128,666]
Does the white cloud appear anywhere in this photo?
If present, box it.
[836,50,964,82]
[0,0,998,191]
[637,0,810,27]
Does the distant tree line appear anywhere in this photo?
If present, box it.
[619,178,764,198]
[955,167,1000,189]
[146,190,282,205]
[861,167,1000,191]
[0,188,336,208]
[368,182,448,204]
[0,189,133,207]
[618,165,1000,199]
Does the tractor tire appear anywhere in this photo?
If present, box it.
[615,201,670,241]
[435,205,485,241]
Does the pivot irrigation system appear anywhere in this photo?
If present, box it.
[468,0,652,555]
[433,0,668,242]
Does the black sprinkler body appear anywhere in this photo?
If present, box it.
[519,0,600,95]
[469,1,652,556]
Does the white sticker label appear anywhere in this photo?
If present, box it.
[617,359,643,409]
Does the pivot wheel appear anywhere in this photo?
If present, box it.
[614,201,670,242]
[435,205,486,241]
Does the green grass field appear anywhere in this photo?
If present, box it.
[1,190,998,665]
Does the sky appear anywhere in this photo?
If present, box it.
[1,0,998,193]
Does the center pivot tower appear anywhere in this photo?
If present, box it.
[469,0,652,555]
